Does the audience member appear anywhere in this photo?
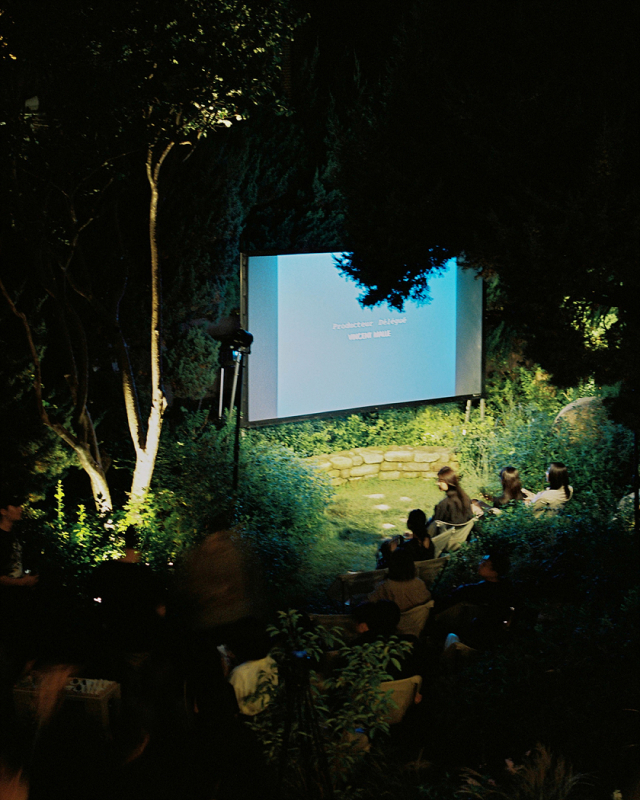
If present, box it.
[524,462,573,516]
[428,466,473,534]
[220,617,277,716]
[89,527,166,655]
[351,600,424,681]
[403,509,435,561]
[376,535,404,569]
[472,466,529,515]
[493,466,528,507]
[368,548,430,611]
[0,493,38,590]
[434,550,515,650]
[0,492,40,671]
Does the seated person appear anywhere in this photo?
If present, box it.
[368,549,430,612]
[472,466,529,515]
[351,600,424,682]
[220,617,278,717]
[403,509,435,561]
[428,467,473,535]
[376,535,404,570]
[524,462,573,517]
[434,549,515,650]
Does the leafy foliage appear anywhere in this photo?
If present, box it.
[459,745,587,800]
[251,403,463,457]
[246,609,414,797]
[152,413,332,608]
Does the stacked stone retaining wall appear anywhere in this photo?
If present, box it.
[307,445,459,487]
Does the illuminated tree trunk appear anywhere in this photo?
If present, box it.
[0,276,113,514]
[124,142,172,510]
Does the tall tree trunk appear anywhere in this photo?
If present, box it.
[126,142,172,510]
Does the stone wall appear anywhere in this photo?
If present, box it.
[307,445,459,487]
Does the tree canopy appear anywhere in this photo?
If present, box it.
[334,0,639,395]
[0,0,304,508]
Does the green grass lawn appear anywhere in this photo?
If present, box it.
[304,477,446,611]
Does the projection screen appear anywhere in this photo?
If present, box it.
[242,252,483,425]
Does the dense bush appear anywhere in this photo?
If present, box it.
[249,403,463,457]
[146,413,333,607]
[454,402,633,514]
[249,369,631,520]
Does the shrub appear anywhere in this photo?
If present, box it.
[246,609,415,798]
[152,413,333,608]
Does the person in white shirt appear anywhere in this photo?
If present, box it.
[523,462,573,517]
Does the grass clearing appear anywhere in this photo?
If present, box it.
[304,476,446,610]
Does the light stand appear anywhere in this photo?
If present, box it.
[219,330,253,493]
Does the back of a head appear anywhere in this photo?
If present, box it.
[437,466,458,489]
[548,462,570,497]
[387,548,416,582]
[0,490,25,512]
[500,466,523,500]
[438,465,470,510]
[407,509,427,539]
[353,600,401,637]
[225,616,271,664]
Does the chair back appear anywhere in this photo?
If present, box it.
[447,518,475,550]
[414,556,449,587]
[379,674,422,725]
[396,602,433,638]
[431,528,453,557]
[431,519,475,555]
[309,614,358,644]
[333,568,388,608]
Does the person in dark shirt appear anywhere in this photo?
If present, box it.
[376,535,404,569]
[90,527,166,653]
[428,466,473,533]
[434,550,516,650]
[351,600,424,681]
[403,509,435,561]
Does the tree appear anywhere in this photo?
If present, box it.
[333,0,640,397]
[0,0,303,511]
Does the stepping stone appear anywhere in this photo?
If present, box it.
[374,504,391,511]
[382,523,396,530]
[399,496,412,502]
[367,493,385,499]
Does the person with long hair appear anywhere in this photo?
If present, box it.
[493,466,527,507]
[525,462,573,516]
[404,509,435,561]
[430,466,473,526]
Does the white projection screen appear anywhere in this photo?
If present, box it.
[241,252,483,425]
